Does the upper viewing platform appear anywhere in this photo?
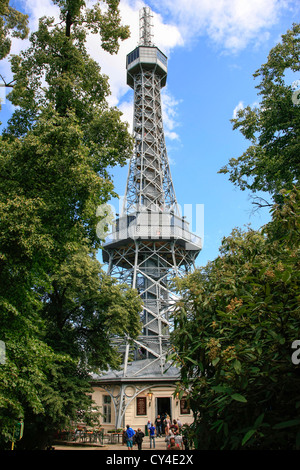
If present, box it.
[103,211,202,256]
[126,46,168,88]
[126,6,168,88]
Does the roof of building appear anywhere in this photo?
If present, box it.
[91,359,181,384]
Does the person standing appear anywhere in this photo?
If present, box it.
[167,437,180,450]
[174,431,184,450]
[122,428,126,446]
[125,424,135,450]
[155,415,162,437]
[170,419,179,434]
[182,426,190,450]
[146,420,151,436]
[135,428,145,450]
[160,412,166,432]
[164,414,171,434]
[149,422,156,449]
[165,430,172,449]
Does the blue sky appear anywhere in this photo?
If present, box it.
[1,0,299,267]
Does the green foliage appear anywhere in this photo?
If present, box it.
[42,246,142,371]
[0,0,29,60]
[171,22,300,451]
[219,23,300,199]
[171,187,300,449]
[52,0,130,50]
[1,108,128,259]
[0,0,141,449]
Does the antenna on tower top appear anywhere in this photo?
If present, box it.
[139,7,153,46]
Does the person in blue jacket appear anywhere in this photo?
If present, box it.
[125,424,135,449]
[149,423,156,449]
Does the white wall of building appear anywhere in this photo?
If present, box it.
[92,384,194,432]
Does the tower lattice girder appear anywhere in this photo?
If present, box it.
[96,7,202,429]
[124,65,175,214]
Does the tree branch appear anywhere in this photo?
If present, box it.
[250,195,273,213]
[0,74,15,88]
[66,11,72,37]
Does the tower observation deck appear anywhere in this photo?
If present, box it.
[94,7,202,429]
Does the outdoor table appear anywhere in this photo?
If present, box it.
[111,433,123,444]
[104,433,123,444]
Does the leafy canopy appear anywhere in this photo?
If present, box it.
[0,0,141,449]
[0,0,29,60]
[171,22,300,450]
[219,24,300,200]
[171,187,300,449]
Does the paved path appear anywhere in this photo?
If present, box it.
[53,436,173,451]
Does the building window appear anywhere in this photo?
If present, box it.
[128,47,139,65]
[103,395,112,423]
[136,397,147,416]
[156,49,167,66]
[180,397,190,415]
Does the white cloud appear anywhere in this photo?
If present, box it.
[85,0,183,138]
[161,87,181,141]
[150,0,293,52]
[233,99,262,118]
[151,9,184,53]
[88,0,294,143]
[118,98,134,132]
[85,1,140,108]
[233,100,244,119]
[1,0,295,139]
[24,0,60,30]
[117,86,181,142]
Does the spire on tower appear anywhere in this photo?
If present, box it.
[139,6,153,46]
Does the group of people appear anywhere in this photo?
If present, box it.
[124,415,189,451]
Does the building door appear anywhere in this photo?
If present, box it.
[156,397,171,421]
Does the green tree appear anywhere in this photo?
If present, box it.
[42,246,142,372]
[171,21,300,451]
[171,187,300,449]
[0,0,29,60]
[13,247,142,450]
[0,0,141,449]
[219,23,300,201]
[0,0,29,105]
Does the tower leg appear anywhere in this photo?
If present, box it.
[115,384,126,429]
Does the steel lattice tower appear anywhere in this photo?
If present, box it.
[96,7,202,429]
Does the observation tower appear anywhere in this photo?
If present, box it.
[92,7,202,430]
